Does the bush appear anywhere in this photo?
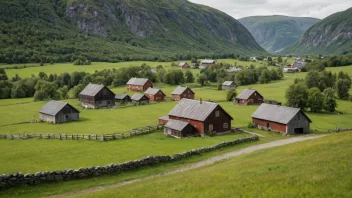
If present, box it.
[226,88,237,101]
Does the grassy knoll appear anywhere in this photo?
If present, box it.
[77,132,352,198]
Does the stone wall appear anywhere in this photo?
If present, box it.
[0,135,259,190]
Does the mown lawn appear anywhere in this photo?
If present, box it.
[77,132,352,198]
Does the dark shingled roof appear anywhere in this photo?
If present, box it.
[222,81,236,86]
[169,99,233,121]
[171,86,194,95]
[131,94,148,101]
[39,100,78,116]
[126,78,150,86]
[252,103,312,124]
[144,88,165,96]
[237,89,261,100]
[164,120,191,131]
[115,94,129,100]
[79,83,105,97]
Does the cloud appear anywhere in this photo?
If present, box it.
[189,0,352,19]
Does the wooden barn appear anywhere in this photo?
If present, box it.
[164,120,197,138]
[178,62,190,69]
[39,100,79,124]
[79,83,115,109]
[171,86,195,101]
[159,99,233,138]
[115,94,131,103]
[292,61,306,69]
[131,94,150,105]
[252,104,312,135]
[126,78,153,92]
[201,59,216,66]
[235,89,263,105]
[144,88,166,102]
[222,81,237,90]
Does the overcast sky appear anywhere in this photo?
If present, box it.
[189,0,352,19]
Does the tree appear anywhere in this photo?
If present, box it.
[157,68,167,83]
[323,88,337,112]
[258,70,271,84]
[0,68,8,80]
[308,87,324,112]
[197,74,207,86]
[336,79,351,99]
[184,70,194,83]
[277,55,283,63]
[0,81,12,99]
[38,72,48,80]
[285,82,309,109]
[68,84,85,98]
[58,85,69,99]
[164,70,185,85]
[33,80,60,101]
[267,57,272,61]
[226,88,237,101]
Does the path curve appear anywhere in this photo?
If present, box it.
[50,135,325,198]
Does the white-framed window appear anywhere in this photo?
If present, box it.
[209,124,213,131]
[223,123,228,128]
[215,111,220,117]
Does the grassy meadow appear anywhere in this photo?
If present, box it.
[78,132,352,198]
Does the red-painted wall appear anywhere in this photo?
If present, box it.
[147,91,165,101]
[171,89,195,101]
[252,118,286,133]
[127,80,153,92]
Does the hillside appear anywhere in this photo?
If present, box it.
[0,0,265,64]
[239,15,320,53]
[285,7,352,55]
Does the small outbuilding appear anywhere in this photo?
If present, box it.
[284,68,299,73]
[39,100,79,124]
[201,59,216,66]
[235,89,263,105]
[131,94,150,105]
[144,88,166,102]
[126,78,153,92]
[222,81,237,90]
[171,86,195,101]
[79,83,115,109]
[164,120,197,138]
[115,94,131,103]
[252,104,312,135]
[292,61,306,69]
[178,62,190,69]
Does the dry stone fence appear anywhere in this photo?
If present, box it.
[0,135,259,190]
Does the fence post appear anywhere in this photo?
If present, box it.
[96,134,98,140]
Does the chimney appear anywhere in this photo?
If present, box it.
[200,98,202,104]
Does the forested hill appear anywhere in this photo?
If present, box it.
[0,0,265,64]
[239,15,320,53]
[284,7,352,55]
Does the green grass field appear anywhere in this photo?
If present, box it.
[78,132,352,198]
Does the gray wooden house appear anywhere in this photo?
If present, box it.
[115,94,131,103]
[39,100,79,124]
[164,120,197,138]
[222,81,237,90]
[79,83,115,109]
[131,94,150,105]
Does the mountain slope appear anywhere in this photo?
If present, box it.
[0,0,265,64]
[239,16,320,53]
[285,7,352,55]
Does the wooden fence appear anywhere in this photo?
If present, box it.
[0,125,163,141]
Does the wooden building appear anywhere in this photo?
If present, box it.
[159,99,233,138]
[39,100,79,124]
[235,89,263,105]
[178,62,190,69]
[115,94,131,103]
[171,86,195,101]
[164,120,197,138]
[126,78,153,92]
[79,83,115,109]
[292,61,306,69]
[222,81,237,90]
[201,59,216,66]
[131,94,150,105]
[284,68,299,73]
[144,88,166,102]
[252,104,312,135]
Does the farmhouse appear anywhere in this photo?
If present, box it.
[131,94,150,105]
[126,78,153,92]
[39,100,79,124]
[226,66,242,73]
[222,81,237,90]
[115,94,131,103]
[252,104,312,135]
[171,86,195,101]
[201,59,216,66]
[284,68,299,73]
[292,61,306,69]
[235,89,263,105]
[144,88,166,101]
[159,99,233,138]
[79,83,115,109]
[178,62,190,69]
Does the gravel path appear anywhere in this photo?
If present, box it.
[50,135,325,198]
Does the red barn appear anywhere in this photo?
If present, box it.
[252,104,312,135]
[171,86,195,101]
[235,89,263,105]
[144,88,166,102]
[159,99,233,138]
[126,78,153,92]
[178,62,190,69]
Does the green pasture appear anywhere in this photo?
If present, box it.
[79,132,352,198]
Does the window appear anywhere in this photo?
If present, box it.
[209,124,213,131]
[223,123,228,128]
[215,111,220,117]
